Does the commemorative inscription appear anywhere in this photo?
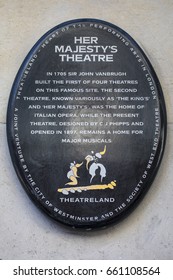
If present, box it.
[7,19,166,229]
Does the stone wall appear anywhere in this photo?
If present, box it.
[0,0,173,259]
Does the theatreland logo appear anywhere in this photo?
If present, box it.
[57,146,117,195]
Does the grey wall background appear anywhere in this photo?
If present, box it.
[0,0,173,260]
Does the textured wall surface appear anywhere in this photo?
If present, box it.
[0,0,173,260]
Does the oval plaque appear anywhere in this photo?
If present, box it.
[7,19,166,229]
